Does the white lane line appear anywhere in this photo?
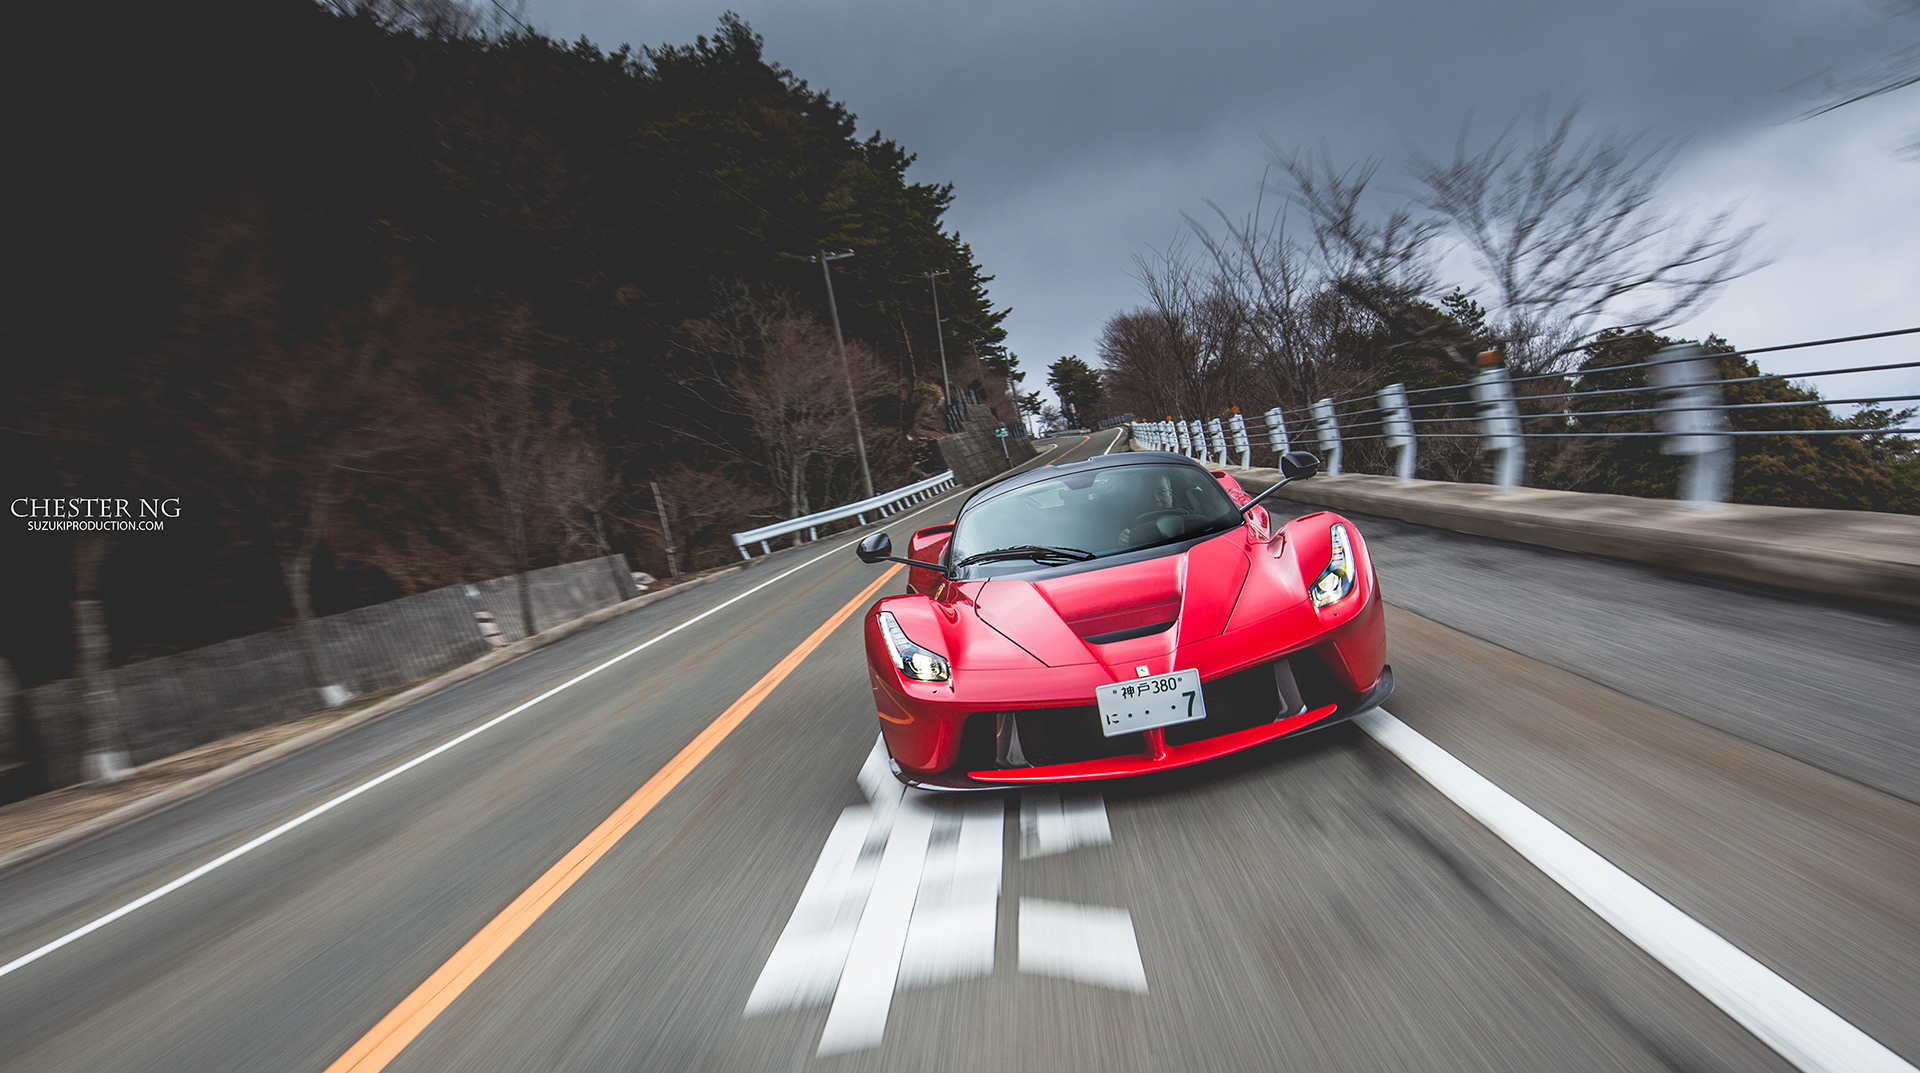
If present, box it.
[1018,898,1148,994]
[1356,709,1917,1073]
[1020,791,1112,859]
[1102,427,1125,454]
[817,792,937,1055]
[0,495,965,983]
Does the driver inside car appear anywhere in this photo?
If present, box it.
[1116,471,1182,547]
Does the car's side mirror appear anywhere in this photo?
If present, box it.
[857,532,893,564]
[1240,450,1324,516]
[1279,451,1320,480]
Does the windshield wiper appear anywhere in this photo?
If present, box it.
[955,544,1096,568]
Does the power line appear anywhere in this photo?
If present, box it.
[1256,329,1920,417]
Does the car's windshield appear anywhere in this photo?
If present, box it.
[949,463,1242,568]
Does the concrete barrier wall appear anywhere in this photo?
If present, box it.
[22,555,637,786]
[1229,466,1920,610]
[1125,428,1920,608]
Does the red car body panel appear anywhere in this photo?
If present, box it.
[863,457,1389,788]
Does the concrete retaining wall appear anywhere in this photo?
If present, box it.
[22,556,637,786]
[936,405,1036,486]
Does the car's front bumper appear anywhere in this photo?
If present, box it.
[892,666,1393,791]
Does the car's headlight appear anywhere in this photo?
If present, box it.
[877,611,951,681]
[1310,523,1357,609]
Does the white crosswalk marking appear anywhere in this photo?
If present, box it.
[899,800,1004,989]
[747,737,1008,1056]
[818,792,937,1055]
[742,805,880,1014]
[1020,790,1112,859]
[1018,898,1149,993]
[748,738,1142,1054]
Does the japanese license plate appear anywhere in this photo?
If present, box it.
[1095,669,1206,737]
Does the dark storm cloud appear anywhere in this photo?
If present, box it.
[556,0,1881,173]
[539,0,1917,395]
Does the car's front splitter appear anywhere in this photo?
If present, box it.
[893,666,1394,791]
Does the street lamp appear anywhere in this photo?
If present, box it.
[817,250,875,499]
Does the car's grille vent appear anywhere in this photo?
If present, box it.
[964,706,1144,768]
[1082,620,1176,645]
[1165,658,1291,747]
[961,653,1339,770]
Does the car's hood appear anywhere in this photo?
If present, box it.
[969,536,1250,669]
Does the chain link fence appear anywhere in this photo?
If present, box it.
[19,555,636,787]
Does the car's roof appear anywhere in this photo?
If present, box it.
[959,451,1217,514]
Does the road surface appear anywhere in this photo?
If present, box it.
[2,427,1915,1072]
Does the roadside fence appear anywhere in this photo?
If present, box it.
[20,555,637,787]
[1133,328,1920,508]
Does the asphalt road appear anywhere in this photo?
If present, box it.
[0,427,1913,1072]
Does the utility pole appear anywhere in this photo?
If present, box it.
[923,269,952,403]
[817,250,874,499]
[649,480,680,577]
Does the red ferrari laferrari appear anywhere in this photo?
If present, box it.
[856,448,1391,790]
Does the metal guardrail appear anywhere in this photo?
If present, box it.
[731,470,959,558]
[1133,329,1920,508]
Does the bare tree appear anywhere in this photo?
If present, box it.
[1185,190,1317,406]
[172,203,443,707]
[1797,0,1920,157]
[1180,181,1416,409]
[636,464,767,570]
[1127,238,1241,417]
[457,314,582,639]
[10,370,142,781]
[1267,142,1443,315]
[730,318,865,516]
[1406,105,1759,347]
[548,435,633,602]
[324,0,523,39]
[68,535,129,780]
[678,286,878,518]
[1099,310,1184,419]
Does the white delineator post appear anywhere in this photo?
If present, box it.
[1653,343,1732,509]
[1229,413,1252,468]
[1311,398,1342,476]
[1472,353,1525,488]
[1263,406,1290,461]
[1206,418,1226,465]
[1174,420,1191,456]
[1379,383,1416,481]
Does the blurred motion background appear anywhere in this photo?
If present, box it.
[0,2,1917,1070]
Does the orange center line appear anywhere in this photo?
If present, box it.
[324,564,904,1073]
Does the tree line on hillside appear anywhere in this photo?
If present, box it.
[1091,107,1918,513]
[1,0,1026,691]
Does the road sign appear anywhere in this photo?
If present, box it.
[994,427,1009,438]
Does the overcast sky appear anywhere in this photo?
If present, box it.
[533,0,1917,406]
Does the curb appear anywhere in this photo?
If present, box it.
[0,566,744,877]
